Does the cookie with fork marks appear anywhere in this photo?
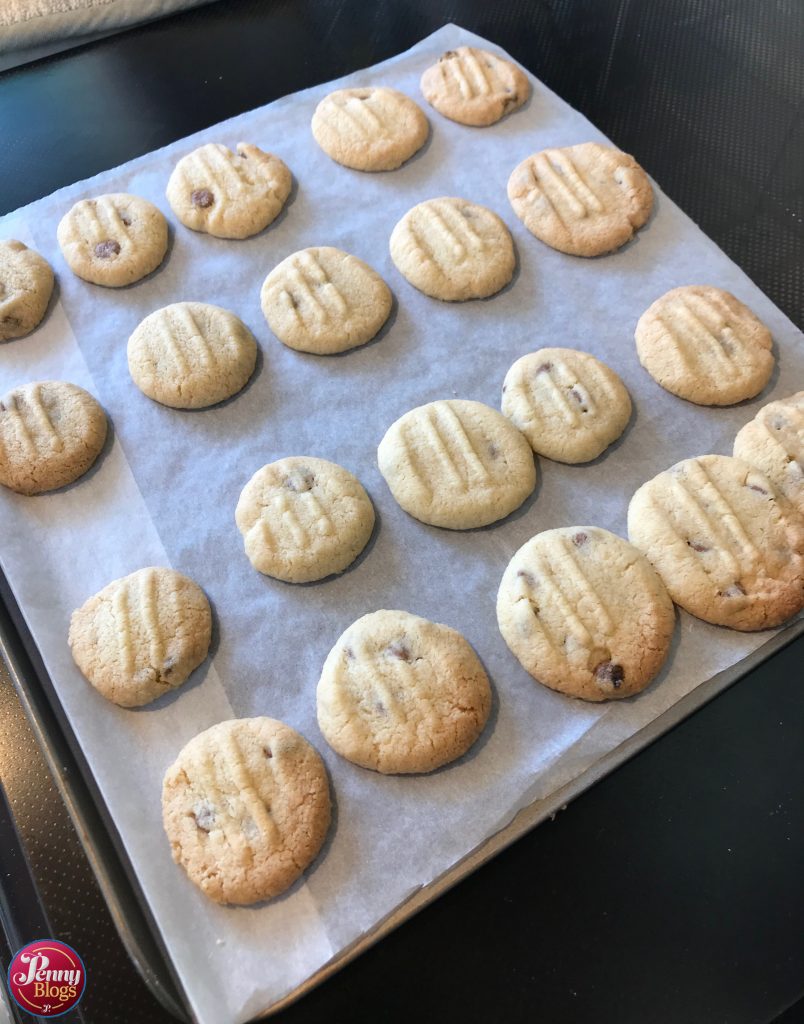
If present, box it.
[311,87,428,171]
[389,197,515,301]
[69,567,212,708]
[497,527,675,701]
[260,247,392,354]
[507,142,653,257]
[420,46,530,127]
[57,193,168,287]
[166,142,292,239]
[127,302,257,409]
[316,609,491,773]
[235,456,375,582]
[733,392,803,516]
[627,454,804,630]
[162,717,331,904]
[502,348,631,463]
[377,398,536,529]
[0,240,54,342]
[0,380,107,494]
[635,286,774,405]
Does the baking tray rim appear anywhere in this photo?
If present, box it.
[0,573,190,1023]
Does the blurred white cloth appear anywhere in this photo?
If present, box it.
[0,0,214,54]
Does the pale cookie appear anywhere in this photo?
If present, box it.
[389,197,515,301]
[69,567,212,708]
[502,348,631,463]
[166,142,292,239]
[420,46,530,127]
[316,609,491,774]
[260,247,392,355]
[378,398,536,529]
[235,456,375,583]
[162,717,331,905]
[127,302,257,409]
[627,454,804,631]
[311,87,428,171]
[507,142,653,257]
[0,381,107,495]
[497,527,675,702]
[635,286,774,406]
[57,193,168,287]
[733,392,804,516]
[0,240,55,342]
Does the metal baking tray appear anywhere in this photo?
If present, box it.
[0,572,189,1021]
[3,565,801,1020]
[2,12,804,1019]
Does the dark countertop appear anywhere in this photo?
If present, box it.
[1,2,802,1022]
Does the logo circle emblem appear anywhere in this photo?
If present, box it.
[8,939,86,1017]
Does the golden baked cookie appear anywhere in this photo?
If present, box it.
[389,197,515,301]
[260,247,392,354]
[733,392,803,516]
[0,380,107,494]
[497,527,675,701]
[69,567,212,708]
[235,457,375,582]
[507,142,653,257]
[635,286,774,406]
[57,193,168,287]
[627,454,804,630]
[502,348,631,463]
[420,46,529,126]
[166,142,292,239]
[316,609,491,773]
[378,398,536,529]
[162,717,331,904]
[311,87,428,171]
[127,302,257,409]
[0,240,54,342]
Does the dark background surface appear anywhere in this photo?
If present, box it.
[0,1,803,1022]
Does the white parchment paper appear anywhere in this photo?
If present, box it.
[1,25,802,1024]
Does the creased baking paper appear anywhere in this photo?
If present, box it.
[1,25,802,1024]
